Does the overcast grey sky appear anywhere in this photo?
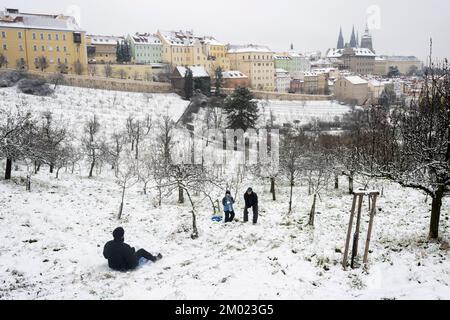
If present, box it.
[2,0,449,61]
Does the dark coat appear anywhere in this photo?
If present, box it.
[244,192,258,208]
[103,240,138,271]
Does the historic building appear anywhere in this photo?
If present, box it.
[334,75,369,105]
[274,50,311,77]
[127,33,163,64]
[0,8,88,74]
[157,30,229,75]
[86,35,123,64]
[327,47,376,74]
[222,70,250,89]
[227,44,275,91]
[374,55,423,76]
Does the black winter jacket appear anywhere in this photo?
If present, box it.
[103,240,139,271]
[244,192,258,208]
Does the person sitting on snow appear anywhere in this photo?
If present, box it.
[103,227,162,272]
[243,188,259,224]
[222,190,235,223]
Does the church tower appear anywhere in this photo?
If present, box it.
[349,25,357,48]
[337,26,344,49]
[360,24,374,52]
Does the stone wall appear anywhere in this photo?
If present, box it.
[222,88,333,101]
[0,68,173,94]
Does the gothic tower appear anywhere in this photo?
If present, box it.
[337,26,344,49]
[360,24,374,52]
[349,25,357,48]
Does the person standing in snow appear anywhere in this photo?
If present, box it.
[222,190,235,223]
[243,188,259,224]
[103,227,162,272]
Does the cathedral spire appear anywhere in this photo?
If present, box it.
[349,25,357,48]
[337,26,344,49]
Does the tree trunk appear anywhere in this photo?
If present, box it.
[185,190,199,239]
[178,185,185,204]
[308,194,317,226]
[335,174,339,189]
[288,179,294,214]
[349,172,354,194]
[429,188,444,240]
[56,167,61,179]
[118,185,126,220]
[270,177,276,201]
[158,187,162,206]
[89,159,95,178]
[49,164,54,174]
[5,158,12,180]
[26,175,31,192]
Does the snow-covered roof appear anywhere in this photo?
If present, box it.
[378,55,421,62]
[158,30,225,47]
[275,68,289,74]
[228,44,273,54]
[344,76,368,85]
[176,66,210,78]
[89,35,123,45]
[129,33,161,45]
[0,10,83,32]
[222,71,247,79]
[327,48,376,58]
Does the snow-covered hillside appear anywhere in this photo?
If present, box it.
[0,169,449,299]
[0,85,189,137]
[0,86,449,300]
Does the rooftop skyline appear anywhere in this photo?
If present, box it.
[2,0,449,62]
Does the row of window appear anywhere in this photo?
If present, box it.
[242,55,272,61]
[34,57,69,64]
[1,31,67,41]
[136,53,162,57]
[1,43,75,53]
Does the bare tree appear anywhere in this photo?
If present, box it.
[115,153,138,220]
[82,115,104,178]
[0,53,8,68]
[74,60,84,75]
[104,63,113,78]
[305,149,332,227]
[57,62,68,74]
[280,128,308,213]
[88,64,97,77]
[35,56,49,72]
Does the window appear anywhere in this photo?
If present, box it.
[40,33,44,40]
[64,46,67,52]
[33,45,37,51]
[2,44,7,50]
[56,34,59,41]
[56,46,60,52]
[18,31,22,39]
[1,31,6,38]
[19,44,24,51]
[42,45,45,52]
[32,33,36,40]
[48,34,52,41]
[62,34,66,41]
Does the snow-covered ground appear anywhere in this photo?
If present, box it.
[0,169,449,300]
[259,100,351,126]
[0,86,449,300]
[0,85,189,137]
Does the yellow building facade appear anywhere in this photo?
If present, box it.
[157,30,229,76]
[0,9,88,74]
[227,44,275,91]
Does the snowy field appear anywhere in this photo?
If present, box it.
[0,86,449,300]
[259,100,351,126]
[0,169,449,300]
[0,85,189,137]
